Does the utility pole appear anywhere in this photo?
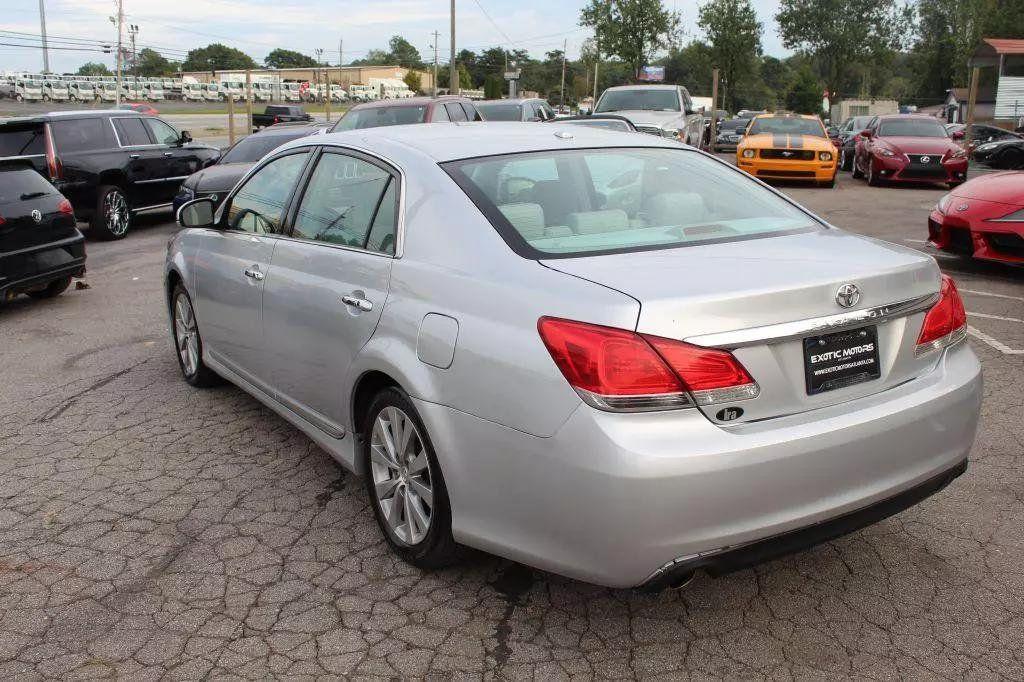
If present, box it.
[114,0,124,106]
[559,38,567,110]
[709,68,719,152]
[592,31,599,106]
[38,0,49,72]
[431,30,440,98]
[129,24,139,77]
[338,37,343,67]
[449,0,457,95]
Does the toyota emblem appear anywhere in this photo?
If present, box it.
[835,283,861,309]
[920,155,931,163]
[30,209,42,223]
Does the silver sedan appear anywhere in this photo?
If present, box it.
[167,122,982,589]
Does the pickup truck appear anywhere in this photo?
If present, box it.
[252,105,313,131]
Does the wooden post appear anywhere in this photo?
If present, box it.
[227,88,236,145]
[324,68,331,122]
[709,68,719,152]
[245,70,253,134]
[965,66,980,146]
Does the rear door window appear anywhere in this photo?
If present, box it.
[446,103,468,122]
[112,117,153,146]
[432,104,450,122]
[461,103,481,121]
[0,125,45,157]
[50,118,116,152]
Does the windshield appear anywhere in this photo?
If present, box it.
[475,103,522,121]
[559,119,632,132]
[748,117,825,137]
[596,89,679,113]
[221,132,310,163]
[878,118,947,138]
[334,106,428,130]
[444,147,818,258]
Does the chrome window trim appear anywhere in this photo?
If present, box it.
[685,292,940,349]
[134,176,189,184]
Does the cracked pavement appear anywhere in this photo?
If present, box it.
[1,173,1022,679]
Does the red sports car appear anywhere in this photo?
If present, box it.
[118,102,159,116]
[854,115,969,187]
[928,171,1024,264]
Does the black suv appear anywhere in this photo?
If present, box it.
[0,111,220,239]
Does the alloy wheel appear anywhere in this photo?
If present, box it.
[369,406,433,545]
[104,190,130,236]
[173,293,199,377]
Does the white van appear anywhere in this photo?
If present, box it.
[182,81,205,102]
[203,83,221,102]
[348,84,377,102]
[42,79,70,102]
[283,82,302,102]
[15,79,43,102]
[68,81,96,102]
[141,81,164,101]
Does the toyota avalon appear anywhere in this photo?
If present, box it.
[167,123,982,589]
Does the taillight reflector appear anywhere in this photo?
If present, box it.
[57,198,73,216]
[538,317,758,412]
[916,275,967,355]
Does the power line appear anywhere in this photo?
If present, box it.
[470,0,515,46]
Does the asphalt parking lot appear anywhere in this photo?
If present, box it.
[1,167,1022,679]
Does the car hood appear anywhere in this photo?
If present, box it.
[878,136,959,155]
[186,162,253,192]
[950,170,1024,205]
[542,229,938,339]
[602,110,684,127]
[742,133,832,151]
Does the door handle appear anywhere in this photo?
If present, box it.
[342,295,373,312]
[129,153,140,159]
[163,151,173,157]
[243,267,265,281]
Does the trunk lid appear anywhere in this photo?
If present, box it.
[543,229,943,423]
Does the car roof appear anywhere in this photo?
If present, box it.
[477,98,539,106]
[276,121,682,163]
[0,110,140,125]
[603,84,679,91]
[875,114,939,122]
[753,112,821,120]
[349,96,470,111]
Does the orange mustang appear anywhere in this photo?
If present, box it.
[736,113,838,187]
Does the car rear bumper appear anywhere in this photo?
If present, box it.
[0,232,86,295]
[417,342,982,588]
[928,209,1024,263]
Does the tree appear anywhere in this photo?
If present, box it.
[264,49,319,69]
[580,0,680,79]
[388,35,423,69]
[437,63,473,90]
[484,74,504,99]
[403,71,422,93]
[698,0,763,112]
[76,62,110,76]
[786,67,822,114]
[182,43,257,72]
[351,49,392,66]
[775,0,910,101]
[661,41,713,90]
[135,48,173,77]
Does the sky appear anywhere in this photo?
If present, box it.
[1,0,788,75]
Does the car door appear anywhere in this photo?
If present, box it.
[141,117,201,203]
[260,148,398,436]
[192,149,312,389]
[110,116,166,206]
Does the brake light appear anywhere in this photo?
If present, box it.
[57,198,73,216]
[916,275,967,356]
[538,317,758,412]
[44,123,63,181]
[272,115,280,124]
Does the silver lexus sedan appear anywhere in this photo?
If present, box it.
[167,122,982,589]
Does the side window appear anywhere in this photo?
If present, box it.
[291,152,393,249]
[432,104,450,122]
[365,178,398,255]
[226,152,309,234]
[50,118,116,152]
[462,103,481,121]
[143,118,179,145]
[112,117,152,146]
[446,103,468,122]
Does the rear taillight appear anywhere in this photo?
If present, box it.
[538,317,758,412]
[57,198,73,216]
[916,275,967,356]
[43,123,63,181]
[273,115,280,124]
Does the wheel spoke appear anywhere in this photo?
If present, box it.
[408,478,433,508]
[406,491,430,540]
[369,442,398,470]
[375,476,400,501]
[397,413,414,458]
[407,452,428,476]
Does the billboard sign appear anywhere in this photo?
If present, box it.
[638,66,665,82]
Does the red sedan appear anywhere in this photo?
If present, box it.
[118,102,159,116]
[928,171,1024,264]
[853,115,968,188]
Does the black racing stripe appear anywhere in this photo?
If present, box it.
[789,134,805,148]
[773,133,787,148]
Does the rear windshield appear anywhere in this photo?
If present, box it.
[476,103,521,121]
[596,89,679,113]
[444,147,819,258]
[0,125,45,157]
[748,117,825,137]
[878,118,947,138]
[0,166,55,204]
[221,131,310,163]
[334,106,428,130]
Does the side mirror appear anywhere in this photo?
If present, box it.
[179,130,192,144]
[684,107,695,116]
[177,197,215,228]
[859,129,873,139]
[950,130,965,140]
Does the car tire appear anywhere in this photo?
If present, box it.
[42,94,50,102]
[170,284,220,388]
[867,162,883,186]
[840,148,852,171]
[821,175,837,189]
[15,94,23,102]
[363,387,459,570]
[852,158,864,179]
[27,277,72,299]
[90,185,131,240]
